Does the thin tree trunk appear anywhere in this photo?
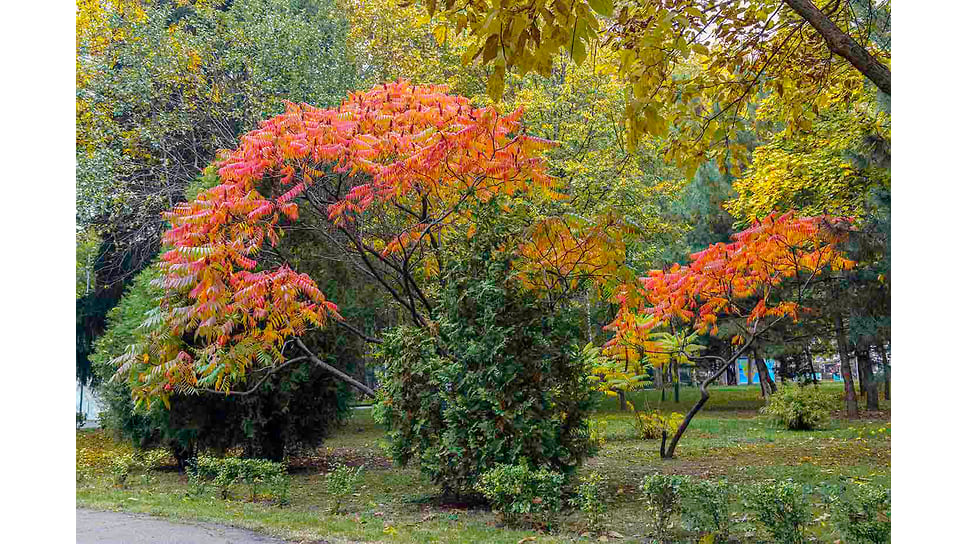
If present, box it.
[751,347,775,397]
[617,389,626,411]
[878,344,890,400]
[858,345,879,411]
[662,345,752,458]
[834,312,859,418]
[757,356,776,396]
[783,0,891,95]
[805,347,818,384]
[674,362,680,403]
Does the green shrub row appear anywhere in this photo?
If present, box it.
[188,455,290,504]
[476,464,889,543]
[641,474,891,543]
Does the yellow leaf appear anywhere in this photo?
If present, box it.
[433,25,447,46]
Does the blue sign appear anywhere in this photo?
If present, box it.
[737,357,775,384]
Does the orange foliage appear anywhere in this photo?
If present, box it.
[604,212,855,355]
[514,213,630,293]
[136,81,565,402]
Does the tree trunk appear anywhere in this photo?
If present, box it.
[805,347,818,384]
[878,344,890,401]
[662,345,752,458]
[617,389,626,411]
[674,362,680,403]
[757,357,776,396]
[783,0,891,95]
[858,345,879,411]
[752,347,776,397]
[834,312,859,418]
[656,365,665,402]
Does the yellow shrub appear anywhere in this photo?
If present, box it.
[631,411,684,440]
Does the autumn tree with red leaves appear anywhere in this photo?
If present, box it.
[112,81,619,407]
[603,212,855,458]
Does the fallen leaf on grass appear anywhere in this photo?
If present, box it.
[518,538,536,544]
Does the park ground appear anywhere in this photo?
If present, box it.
[76,383,890,543]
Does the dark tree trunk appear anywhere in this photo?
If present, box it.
[858,345,879,411]
[878,344,890,400]
[753,347,776,397]
[617,389,626,411]
[674,362,680,403]
[726,360,737,385]
[758,357,776,395]
[834,312,859,418]
[662,344,752,458]
[783,0,891,95]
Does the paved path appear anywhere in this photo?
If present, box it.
[76,509,292,544]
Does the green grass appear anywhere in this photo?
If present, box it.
[77,385,890,543]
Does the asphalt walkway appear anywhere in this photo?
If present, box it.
[76,509,292,544]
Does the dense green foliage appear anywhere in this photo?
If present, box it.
[474,463,566,530]
[761,384,840,431]
[374,240,596,496]
[640,473,687,540]
[830,483,891,544]
[92,266,350,463]
[681,479,733,538]
[76,0,361,398]
[744,480,812,544]
[189,455,290,503]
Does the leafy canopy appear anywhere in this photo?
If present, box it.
[408,0,890,175]
[604,212,855,357]
[116,81,588,405]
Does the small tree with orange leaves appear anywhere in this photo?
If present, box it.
[603,212,855,458]
[112,81,616,410]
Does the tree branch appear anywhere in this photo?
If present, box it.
[196,357,309,396]
[783,0,890,94]
[294,338,376,398]
[336,319,382,345]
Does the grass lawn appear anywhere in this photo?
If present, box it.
[76,383,890,543]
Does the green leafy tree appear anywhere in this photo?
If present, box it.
[76,0,360,398]
[374,226,596,496]
[409,0,891,175]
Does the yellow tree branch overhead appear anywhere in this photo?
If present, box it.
[409,0,891,175]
